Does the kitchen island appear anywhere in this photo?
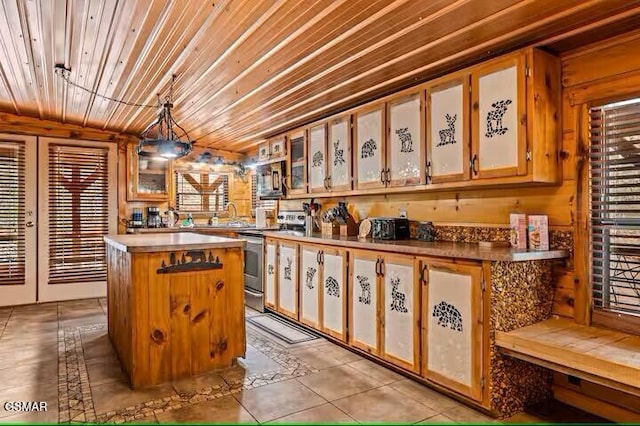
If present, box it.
[104,232,246,389]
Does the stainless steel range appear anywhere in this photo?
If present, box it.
[239,210,306,312]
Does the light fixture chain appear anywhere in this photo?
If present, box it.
[54,66,158,108]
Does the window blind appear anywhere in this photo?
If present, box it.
[175,172,229,212]
[48,145,110,284]
[0,142,25,286]
[251,174,276,214]
[590,98,640,317]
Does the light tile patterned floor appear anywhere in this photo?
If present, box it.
[0,299,607,424]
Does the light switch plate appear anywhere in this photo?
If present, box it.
[399,209,407,218]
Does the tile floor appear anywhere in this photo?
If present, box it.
[0,299,606,424]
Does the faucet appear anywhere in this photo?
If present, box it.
[226,202,238,220]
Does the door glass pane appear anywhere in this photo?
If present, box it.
[389,95,421,181]
[356,109,383,184]
[48,145,110,284]
[0,142,25,286]
[431,84,464,176]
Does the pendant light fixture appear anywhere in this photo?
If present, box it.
[137,74,192,160]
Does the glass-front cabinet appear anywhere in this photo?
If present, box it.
[287,128,307,195]
[354,103,386,190]
[127,143,172,201]
[426,74,470,183]
[387,92,425,187]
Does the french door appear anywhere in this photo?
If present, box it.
[38,138,117,302]
[0,135,117,306]
[0,134,37,306]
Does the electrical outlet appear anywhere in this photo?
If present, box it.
[399,209,407,218]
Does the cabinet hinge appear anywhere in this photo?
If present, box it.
[480,376,486,389]
[526,150,532,161]
[525,66,531,77]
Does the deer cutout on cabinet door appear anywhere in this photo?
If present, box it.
[356,275,371,305]
[390,276,408,313]
[305,266,316,289]
[437,114,457,147]
[396,127,414,153]
[283,257,292,281]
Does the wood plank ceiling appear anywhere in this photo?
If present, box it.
[1,0,640,153]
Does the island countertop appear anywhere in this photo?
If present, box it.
[104,232,245,253]
[263,231,569,262]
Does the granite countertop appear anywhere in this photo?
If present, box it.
[105,232,245,253]
[263,231,569,262]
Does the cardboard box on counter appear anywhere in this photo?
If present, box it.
[510,213,527,249]
[528,215,549,250]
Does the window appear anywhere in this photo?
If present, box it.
[590,97,640,318]
[251,173,276,215]
[175,171,229,213]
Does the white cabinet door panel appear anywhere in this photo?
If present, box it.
[351,256,378,350]
[322,252,344,336]
[265,242,277,307]
[383,261,415,366]
[430,84,464,177]
[355,109,384,186]
[388,95,422,184]
[427,268,473,387]
[300,246,320,327]
[328,119,350,189]
[278,244,298,316]
[309,125,327,192]
[478,65,519,171]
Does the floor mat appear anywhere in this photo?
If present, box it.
[246,313,320,344]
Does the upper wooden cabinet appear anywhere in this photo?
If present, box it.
[426,74,471,184]
[126,143,172,202]
[387,92,425,187]
[286,128,307,195]
[327,114,352,192]
[470,49,560,182]
[308,123,328,193]
[354,103,386,190]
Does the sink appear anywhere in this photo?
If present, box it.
[193,222,255,229]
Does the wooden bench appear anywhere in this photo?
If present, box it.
[496,317,640,399]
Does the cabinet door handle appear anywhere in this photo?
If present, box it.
[379,259,384,276]
[380,169,385,185]
[470,154,479,176]
[426,161,432,183]
[317,251,321,264]
[419,264,428,284]
[375,259,380,276]
[320,250,324,264]
[327,175,332,189]
[385,168,391,184]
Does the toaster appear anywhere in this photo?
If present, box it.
[370,217,410,240]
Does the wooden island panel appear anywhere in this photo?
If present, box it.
[106,242,245,389]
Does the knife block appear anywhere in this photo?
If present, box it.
[339,217,359,237]
[321,222,340,237]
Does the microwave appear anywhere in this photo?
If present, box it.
[370,217,410,240]
[256,160,286,199]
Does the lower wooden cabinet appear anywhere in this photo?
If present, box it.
[264,238,278,310]
[300,244,322,329]
[380,254,421,373]
[321,247,347,341]
[420,258,484,401]
[277,241,299,320]
[348,249,381,354]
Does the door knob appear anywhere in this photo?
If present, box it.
[25,221,35,228]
